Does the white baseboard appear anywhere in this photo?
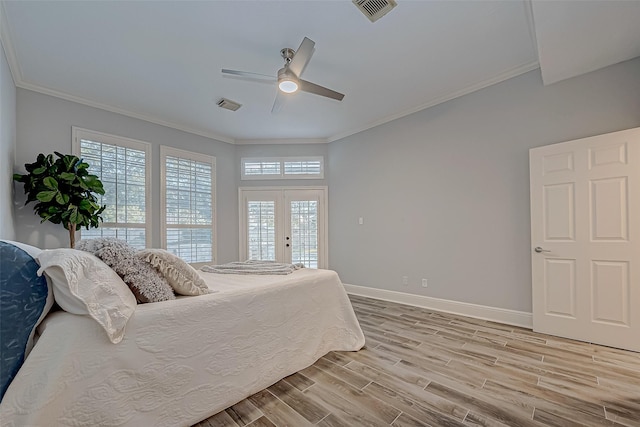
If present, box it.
[343,284,533,329]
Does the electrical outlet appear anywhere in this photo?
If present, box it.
[402,276,409,285]
[422,279,428,288]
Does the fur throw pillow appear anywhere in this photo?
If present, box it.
[76,238,175,303]
[137,249,210,296]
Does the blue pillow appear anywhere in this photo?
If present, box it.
[0,241,50,400]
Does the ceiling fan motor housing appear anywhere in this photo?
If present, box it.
[280,47,295,63]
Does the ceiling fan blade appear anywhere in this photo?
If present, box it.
[288,37,315,77]
[271,90,286,113]
[221,69,276,82]
[299,79,345,101]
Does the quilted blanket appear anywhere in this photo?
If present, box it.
[0,269,364,427]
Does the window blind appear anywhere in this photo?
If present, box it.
[76,131,149,249]
[241,157,324,180]
[247,201,276,261]
[162,147,215,263]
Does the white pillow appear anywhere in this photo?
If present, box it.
[36,249,136,344]
[137,249,210,296]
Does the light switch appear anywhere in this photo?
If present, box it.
[358,217,364,225]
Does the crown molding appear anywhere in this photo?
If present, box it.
[328,60,541,143]
[14,60,539,146]
[16,80,236,144]
[235,138,328,145]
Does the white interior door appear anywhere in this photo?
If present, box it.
[530,127,640,352]
[240,187,327,269]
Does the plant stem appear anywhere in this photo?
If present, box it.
[68,223,76,248]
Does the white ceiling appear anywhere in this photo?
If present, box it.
[1,1,638,144]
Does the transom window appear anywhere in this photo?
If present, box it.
[241,157,324,180]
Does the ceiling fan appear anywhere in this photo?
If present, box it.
[222,37,345,113]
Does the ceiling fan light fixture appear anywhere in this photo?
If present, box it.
[277,67,299,93]
[278,79,298,93]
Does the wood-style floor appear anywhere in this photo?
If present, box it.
[194,295,640,427]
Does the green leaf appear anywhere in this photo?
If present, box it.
[32,166,47,175]
[46,206,61,216]
[69,208,80,225]
[59,153,76,170]
[36,190,57,202]
[84,175,104,191]
[55,192,70,205]
[60,172,76,181]
[78,199,93,211]
[77,162,90,170]
[76,213,87,225]
[43,177,59,190]
[77,179,89,190]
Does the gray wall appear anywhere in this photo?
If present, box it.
[328,58,640,312]
[0,41,16,240]
[14,89,238,262]
[11,57,640,314]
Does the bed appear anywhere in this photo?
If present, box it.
[0,241,365,427]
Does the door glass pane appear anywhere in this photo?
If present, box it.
[247,201,276,261]
[290,200,318,268]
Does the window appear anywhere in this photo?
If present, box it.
[72,127,151,249]
[161,146,216,264]
[241,157,324,180]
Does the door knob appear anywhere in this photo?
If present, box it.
[534,246,551,253]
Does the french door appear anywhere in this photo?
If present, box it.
[239,187,327,269]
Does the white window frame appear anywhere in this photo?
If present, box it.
[160,145,216,265]
[241,156,324,180]
[72,127,152,247]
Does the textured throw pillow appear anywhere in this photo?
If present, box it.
[77,238,175,303]
[36,249,136,344]
[0,241,53,400]
[137,249,210,296]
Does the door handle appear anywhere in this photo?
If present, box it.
[534,246,551,253]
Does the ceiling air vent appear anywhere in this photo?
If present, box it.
[217,98,242,111]
[353,0,397,22]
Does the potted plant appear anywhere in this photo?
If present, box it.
[13,152,106,248]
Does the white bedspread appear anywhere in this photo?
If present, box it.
[0,269,365,427]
